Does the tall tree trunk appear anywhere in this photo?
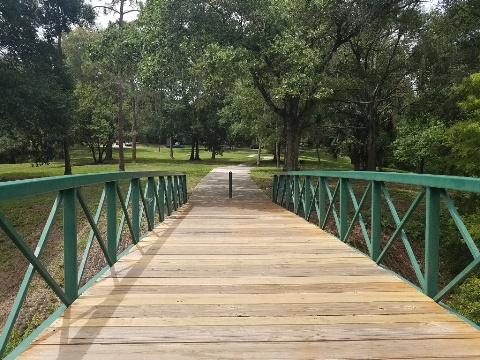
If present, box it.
[417,158,425,174]
[284,114,301,171]
[57,33,72,175]
[316,144,321,163]
[130,78,137,164]
[117,0,126,171]
[195,137,200,160]
[170,136,174,159]
[97,144,102,164]
[189,139,195,160]
[106,143,113,160]
[117,87,125,171]
[283,96,302,171]
[256,138,262,166]
[157,86,164,152]
[276,142,281,168]
[63,141,72,175]
[90,145,97,164]
[366,118,377,171]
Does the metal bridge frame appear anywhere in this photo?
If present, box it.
[273,171,480,311]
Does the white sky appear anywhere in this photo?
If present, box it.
[88,0,439,29]
[89,0,140,29]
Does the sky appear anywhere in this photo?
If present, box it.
[89,0,140,29]
[88,0,439,29]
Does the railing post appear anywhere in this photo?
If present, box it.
[279,175,286,206]
[304,176,312,220]
[131,178,140,244]
[272,175,278,203]
[63,188,77,304]
[294,175,300,214]
[319,177,327,228]
[340,178,348,242]
[159,176,166,222]
[285,176,292,209]
[106,181,117,263]
[147,177,155,230]
[183,175,188,204]
[425,187,441,298]
[173,176,179,210]
[371,181,382,261]
[166,176,173,216]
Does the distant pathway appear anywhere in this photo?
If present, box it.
[18,165,480,359]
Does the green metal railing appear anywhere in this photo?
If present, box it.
[273,171,480,310]
[0,171,187,358]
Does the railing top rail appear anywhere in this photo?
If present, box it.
[0,171,186,201]
[275,171,480,193]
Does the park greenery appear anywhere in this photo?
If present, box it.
[2,0,480,175]
[2,0,480,343]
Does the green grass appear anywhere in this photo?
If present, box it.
[0,145,260,187]
[249,148,353,198]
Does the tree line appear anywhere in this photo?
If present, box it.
[1,0,480,175]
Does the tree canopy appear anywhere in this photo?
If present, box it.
[2,0,480,173]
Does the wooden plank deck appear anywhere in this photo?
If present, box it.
[17,166,480,359]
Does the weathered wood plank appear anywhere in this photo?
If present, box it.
[51,314,467,328]
[32,323,480,345]
[81,283,420,295]
[17,341,480,360]
[89,275,407,286]
[72,292,431,306]
[59,302,447,318]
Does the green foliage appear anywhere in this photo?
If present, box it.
[0,0,96,167]
[429,73,480,177]
[449,276,480,325]
[454,73,480,120]
[40,0,95,43]
[393,121,447,173]
[74,84,116,163]
[64,28,118,164]
[444,121,480,176]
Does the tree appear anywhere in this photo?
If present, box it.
[94,0,142,171]
[139,0,225,162]
[320,7,422,170]
[40,0,95,174]
[0,0,85,167]
[436,73,480,176]
[63,28,117,164]
[393,121,447,173]
[219,79,281,164]
[154,0,423,170]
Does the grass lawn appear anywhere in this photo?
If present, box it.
[0,145,266,190]
[250,148,353,199]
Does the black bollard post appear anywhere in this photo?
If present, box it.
[229,171,232,198]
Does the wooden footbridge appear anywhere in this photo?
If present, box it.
[2,166,480,358]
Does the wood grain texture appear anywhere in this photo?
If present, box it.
[17,166,480,359]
